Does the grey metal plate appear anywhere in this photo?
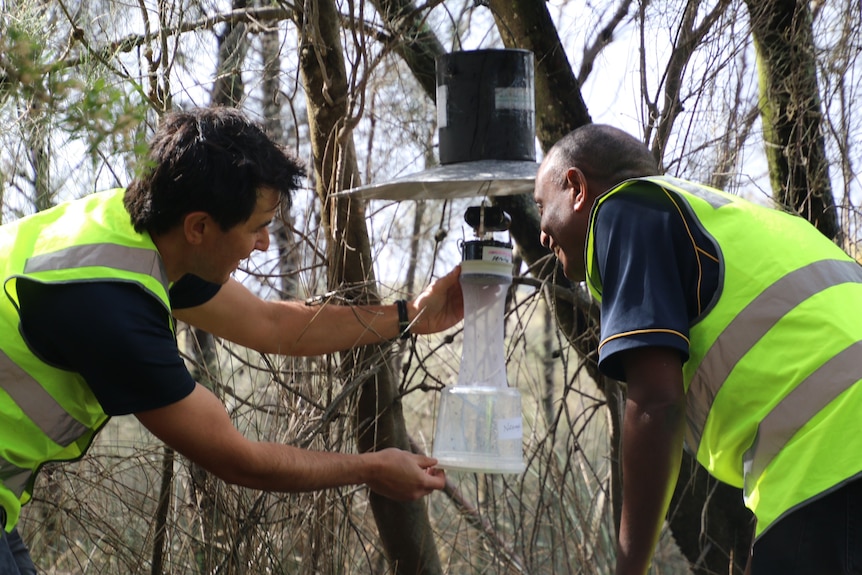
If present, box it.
[336,160,539,201]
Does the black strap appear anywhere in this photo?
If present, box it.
[396,299,411,340]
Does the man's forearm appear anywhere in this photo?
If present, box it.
[268,299,403,355]
[615,395,685,574]
[136,384,444,501]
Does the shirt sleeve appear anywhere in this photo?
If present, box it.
[170,273,221,309]
[593,188,695,381]
[17,280,196,416]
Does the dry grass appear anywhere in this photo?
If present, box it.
[19,288,690,574]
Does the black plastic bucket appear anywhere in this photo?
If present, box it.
[436,49,536,165]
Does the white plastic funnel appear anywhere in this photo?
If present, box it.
[433,242,525,474]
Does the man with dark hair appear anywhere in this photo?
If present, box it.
[0,107,463,573]
[124,107,307,235]
[534,123,862,574]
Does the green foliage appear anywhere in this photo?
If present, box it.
[1,6,149,202]
[60,73,150,168]
[0,19,55,107]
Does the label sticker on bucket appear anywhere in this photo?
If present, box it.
[483,246,513,265]
[497,417,523,440]
[495,87,531,111]
[437,85,448,128]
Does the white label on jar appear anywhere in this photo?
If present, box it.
[437,85,448,128]
[483,247,513,265]
[497,417,522,440]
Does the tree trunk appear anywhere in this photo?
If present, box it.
[210,0,249,108]
[295,2,442,573]
[745,0,838,240]
[370,0,446,100]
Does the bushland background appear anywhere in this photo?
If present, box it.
[1,0,860,573]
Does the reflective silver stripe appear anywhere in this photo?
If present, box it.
[24,243,168,291]
[0,461,31,497]
[743,340,862,485]
[0,348,89,447]
[686,259,862,451]
[645,176,732,209]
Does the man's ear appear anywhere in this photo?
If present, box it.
[183,212,210,245]
[567,167,590,212]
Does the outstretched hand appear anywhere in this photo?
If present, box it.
[365,448,446,501]
[409,265,464,335]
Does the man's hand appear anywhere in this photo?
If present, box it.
[409,265,464,335]
[364,448,446,501]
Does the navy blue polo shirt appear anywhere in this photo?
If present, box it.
[17,274,220,415]
[591,183,721,381]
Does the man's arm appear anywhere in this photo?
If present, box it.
[616,346,686,575]
[172,266,463,356]
[135,383,446,501]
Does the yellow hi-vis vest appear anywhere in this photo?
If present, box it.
[0,189,171,531]
[585,175,862,537]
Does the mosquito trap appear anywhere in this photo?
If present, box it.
[431,205,525,474]
[337,48,537,475]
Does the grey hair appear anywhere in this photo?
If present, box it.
[546,124,660,189]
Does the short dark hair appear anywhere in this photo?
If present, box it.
[125,107,305,234]
[547,124,660,189]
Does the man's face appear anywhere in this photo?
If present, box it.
[198,187,280,284]
[533,159,590,281]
